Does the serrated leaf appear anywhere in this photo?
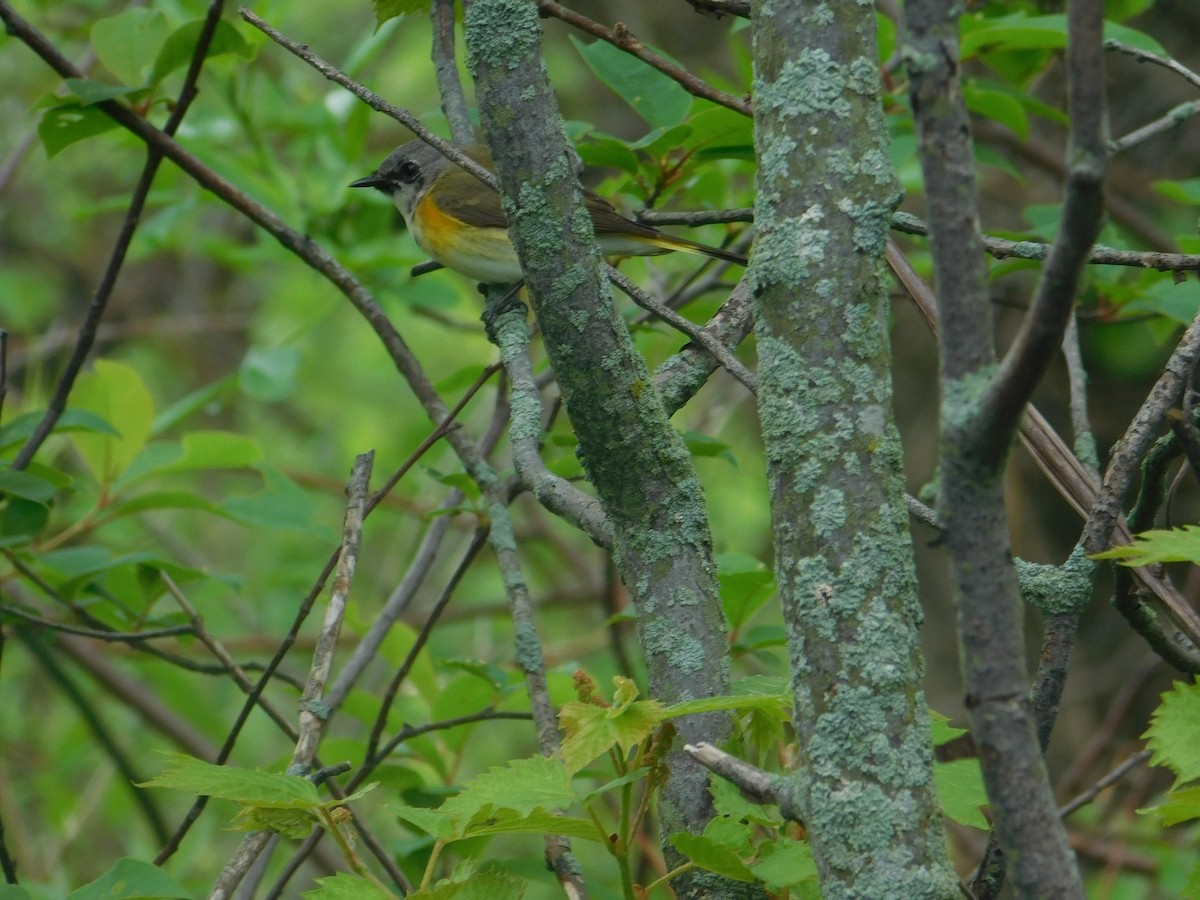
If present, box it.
[930,710,968,746]
[1092,527,1200,567]
[748,837,819,890]
[1142,785,1200,826]
[39,103,120,158]
[374,0,427,28]
[439,756,576,824]
[460,809,601,842]
[140,753,323,810]
[1144,680,1200,784]
[934,758,989,830]
[670,832,756,882]
[238,805,316,839]
[150,19,253,86]
[91,8,170,86]
[570,36,691,129]
[559,678,665,774]
[65,857,188,900]
[409,870,526,900]
[303,872,395,900]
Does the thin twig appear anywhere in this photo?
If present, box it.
[0,603,193,642]
[1062,315,1099,476]
[10,0,226,471]
[1059,750,1153,819]
[1105,39,1200,92]
[364,527,490,761]
[240,9,497,191]
[430,0,474,144]
[536,0,751,116]
[607,265,757,393]
[1109,100,1200,155]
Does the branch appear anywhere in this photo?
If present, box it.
[683,743,788,811]
[241,9,497,191]
[536,0,752,116]
[10,0,226,471]
[485,297,613,546]
[429,0,474,144]
[1105,39,1200,92]
[981,0,1107,458]
[606,265,757,394]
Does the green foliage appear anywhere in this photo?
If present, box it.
[1092,526,1200,567]
[65,858,189,900]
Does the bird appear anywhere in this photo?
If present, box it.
[350,140,747,284]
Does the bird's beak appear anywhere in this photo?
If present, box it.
[349,174,387,190]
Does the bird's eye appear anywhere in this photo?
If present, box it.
[397,161,421,183]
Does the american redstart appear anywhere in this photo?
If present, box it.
[350,140,747,283]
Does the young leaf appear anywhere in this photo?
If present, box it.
[438,755,577,824]
[669,832,756,882]
[407,870,527,900]
[748,838,819,890]
[934,758,990,830]
[559,677,665,774]
[90,8,170,86]
[69,360,156,485]
[1144,679,1200,784]
[302,872,396,899]
[64,857,188,900]
[1092,526,1200,567]
[140,753,323,810]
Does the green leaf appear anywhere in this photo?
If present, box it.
[930,710,968,746]
[964,83,1028,140]
[0,886,33,900]
[161,431,262,473]
[220,466,316,530]
[150,19,254,86]
[1143,785,1200,826]
[1144,680,1200,784]
[1091,526,1200,567]
[664,682,791,721]
[238,805,316,839]
[0,469,57,503]
[374,0,428,28]
[456,809,600,842]
[717,552,776,630]
[408,870,527,900]
[140,753,323,810]
[38,104,120,158]
[559,677,665,774]
[240,345,302,402]
[64,78,142,105]
[69,360,156,485]
[934,758,989,830]
[682,430,736,466]
[0,409,119,452]
[439,755,577,824]
[1155,177,1200,206]
[570,36,692,129]
[303,873,395,900]
[670,832,756,882]
[65,857,189,900]
[91,9,171,86]
[0,498,50,547]
[961,13,1164,59]
[748,837,819,890]
[1118,279,1200,325]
